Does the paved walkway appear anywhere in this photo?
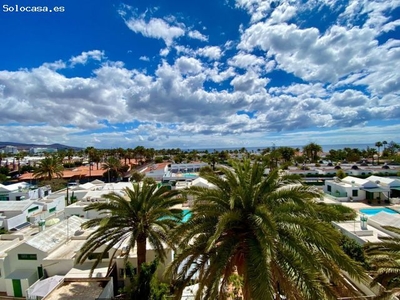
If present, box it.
[322,195,400,211]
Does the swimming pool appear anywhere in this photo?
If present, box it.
[359,207,399,216]
[182,209,192,222]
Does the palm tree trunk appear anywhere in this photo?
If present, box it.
[137,234,147,274]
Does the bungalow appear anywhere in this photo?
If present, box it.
[0,193,65,231]
[1,216,86,297]
[0,183,51,201]
[367,175,400,203]
[323,176,390,202]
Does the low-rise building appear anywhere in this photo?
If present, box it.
[323,176,391,202]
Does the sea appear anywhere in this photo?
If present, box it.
[185,143,374,153]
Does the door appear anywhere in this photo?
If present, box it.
[38,265,44,278]
[12,279,22,297]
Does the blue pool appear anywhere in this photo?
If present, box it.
[182,209,191,222]
[359,207,399,216]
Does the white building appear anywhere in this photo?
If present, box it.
[29,147,58,155]
[0,193,65,231]
[323,176,390,202]
[0,182,51,201]
[1,216,85,297]
[367,175,400,203]
[1,146,19,154]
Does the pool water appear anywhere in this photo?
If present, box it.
[359,207,399,216]
[182,209,191,222]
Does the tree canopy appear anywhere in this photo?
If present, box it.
[168,159,365,300]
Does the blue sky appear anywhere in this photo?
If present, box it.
[0,0,399,149]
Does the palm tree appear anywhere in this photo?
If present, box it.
[33,155,64,180]
[66,148,75,165]
[77,182,184,275]
[102,156,122,182]
[0,152,6,168]
[14,151,26,174]
[168,160,365,300]
[303,142,323,163]
[364,227,400,300]
[375,141,383,164]
[382,140,388,157]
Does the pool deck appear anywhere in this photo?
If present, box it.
[322,196,400,213]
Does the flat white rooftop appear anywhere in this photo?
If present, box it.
[334,220,391,244]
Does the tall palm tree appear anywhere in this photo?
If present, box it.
[168,160,365,300]
[77,182,184,275]
[102,156,122,182]
[303,142,323,163]
[365,227,400,300]
[382,140,388,151]
[375,141,383,164]
[33,155,64,180]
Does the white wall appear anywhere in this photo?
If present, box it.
[0,259,6,293]
[115,248,174,284]
[4,214,28,231]
[7,243,46,273]
[43,259,74,277]
[6,277,34,297]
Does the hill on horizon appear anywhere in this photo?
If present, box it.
[0,142,82,151]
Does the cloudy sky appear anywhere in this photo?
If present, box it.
[0,0,399,150]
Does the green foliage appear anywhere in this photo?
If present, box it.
[33,155,64,180]
[39,178,67,192]
[168,159,366,300]
[336,169,346,179]
[0,173,7,184]
[63,163,75,168]
[315,203,357,221]
[131,170,145,182]
[102,157,123,182]
[339,235,367,266]
[364,235,400,299]
[303,142,323,162]
[143,177,156,185]
[154,156,164,164]
[227,271,244,300]
[77,182,184,277]
[0,166,10,175]
[122,260,170,300]
[278,146,295,163]
[198,165,214,177]
[74,161,83,167]
[19,165,34,173]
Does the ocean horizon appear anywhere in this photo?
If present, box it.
[186,143,375,153]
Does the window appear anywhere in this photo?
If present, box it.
[352,190,358,197]
[327,185,331,192]
[28,206,39,213]
[18,254,37,260]
[49,207,56,213]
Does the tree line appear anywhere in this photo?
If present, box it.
[74,159,399,299]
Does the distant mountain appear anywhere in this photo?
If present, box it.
[0,142,82,151]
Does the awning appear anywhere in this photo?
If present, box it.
[28,275,64,297]
[6,269,36,280]
[391,187,400,191]
[364,188,390,193]
[10,221,31,231]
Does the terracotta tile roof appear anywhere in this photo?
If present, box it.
[18,165,106,181]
